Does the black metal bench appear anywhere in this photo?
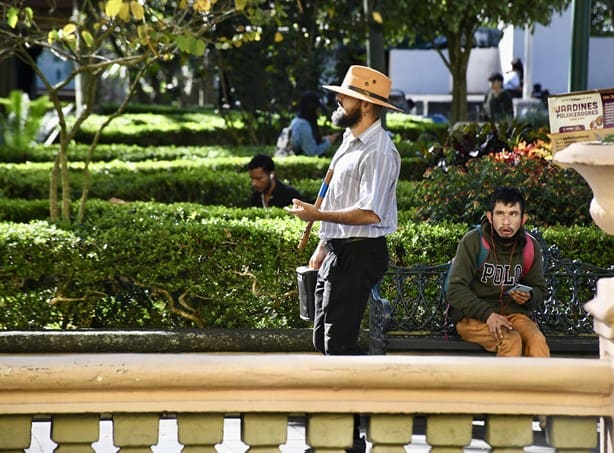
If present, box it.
[368,232,614,356]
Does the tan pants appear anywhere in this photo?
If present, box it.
[456,313,550,357]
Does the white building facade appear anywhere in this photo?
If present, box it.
[389,6,614,99]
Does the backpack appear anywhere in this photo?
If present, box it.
[473,225,535,276]
[443,226,536,333]
[448,225,535,281]
[274,126,295,157]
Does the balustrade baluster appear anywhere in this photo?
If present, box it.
[546,415,598,452]
[0,415,31,452]
[485,415,533,452]
[177,413,224,452]
[425,414,473,453]
[367,414,413,452]
[306,414,354,452]
[112,413,160,452]
[241,413,288,452]
[51,414,99,452]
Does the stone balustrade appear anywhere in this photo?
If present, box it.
[0,351,611,451]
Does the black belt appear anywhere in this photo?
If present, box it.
[325,237,380,252]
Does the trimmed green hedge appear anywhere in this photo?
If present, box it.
[0,201,612,330]
[73,112,241,146]
[0,198,49,222]
[0,144,268,163]
[0,203,312,330]
[70,111,445,148]
[0,153,593,227]
[0,159,423,209]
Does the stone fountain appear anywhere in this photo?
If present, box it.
[554,140,614,354]
[554,140,614,452]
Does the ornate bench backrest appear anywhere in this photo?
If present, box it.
[370,230,614,337]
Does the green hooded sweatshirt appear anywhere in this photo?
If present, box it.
[446,219,546,324]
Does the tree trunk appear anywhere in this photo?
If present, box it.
[450,63,469,123]
[49,153,59,221]
[446,32,472,124]
[446,24,478,124]
[364,0,387,127]
[60,145,71,222]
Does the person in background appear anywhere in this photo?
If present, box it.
[289,91,339,156]
[503,57,524,98]
[483,72,514,121]
[532,83,550,108]
[446,187,550,357]
[247,154,301,208]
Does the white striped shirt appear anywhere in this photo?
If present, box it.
[319,119,400,239]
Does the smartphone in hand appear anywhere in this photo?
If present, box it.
[506,284,533,294]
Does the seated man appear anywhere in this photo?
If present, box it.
[247,154,302,208]
[446,187,550,357]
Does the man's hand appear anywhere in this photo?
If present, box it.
[508,289,531,305]
[309,241,327,269]
[486,312,513,341]
[285,199,320,222]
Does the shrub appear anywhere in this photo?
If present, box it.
[413,144,592,227]
[0,143,268,163]
[426,120,550,168]
[0,203,315,330]
[73,112,241,146]
[386,113,448,147]
[0,198,48,222]
[70,110,447,148]
[0,201,612,330]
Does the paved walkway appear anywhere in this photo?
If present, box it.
[27,417,555,452]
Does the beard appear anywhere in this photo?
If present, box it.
[487,220,520,246]
[331,103,362,128]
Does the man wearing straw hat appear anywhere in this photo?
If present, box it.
[287,65,401,357]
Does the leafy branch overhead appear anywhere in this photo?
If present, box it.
[4,0,260,66]
[0,0,269,224]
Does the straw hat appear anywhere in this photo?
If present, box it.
[323,65,402,112]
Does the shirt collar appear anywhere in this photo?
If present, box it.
[343,119,382,144]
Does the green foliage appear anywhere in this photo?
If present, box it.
[2,0,273,222]
[387,113,448,144]
[72,110,447,148]
[0,203,611,330]
[211,1,366,144]
[0,198,48,222]
[2,143,268,163]
[0,221,80,329]
[388,221,468,265]
[0,157,425,208]
[74,112,243,146]
[407,119,592,227]
[426,120,550,168]
[413,155,592,227]
[0,159,291,206]
[0,203,314,330]
[542,226,614,268]
[0,90,51,151]
[592,1,614,36]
